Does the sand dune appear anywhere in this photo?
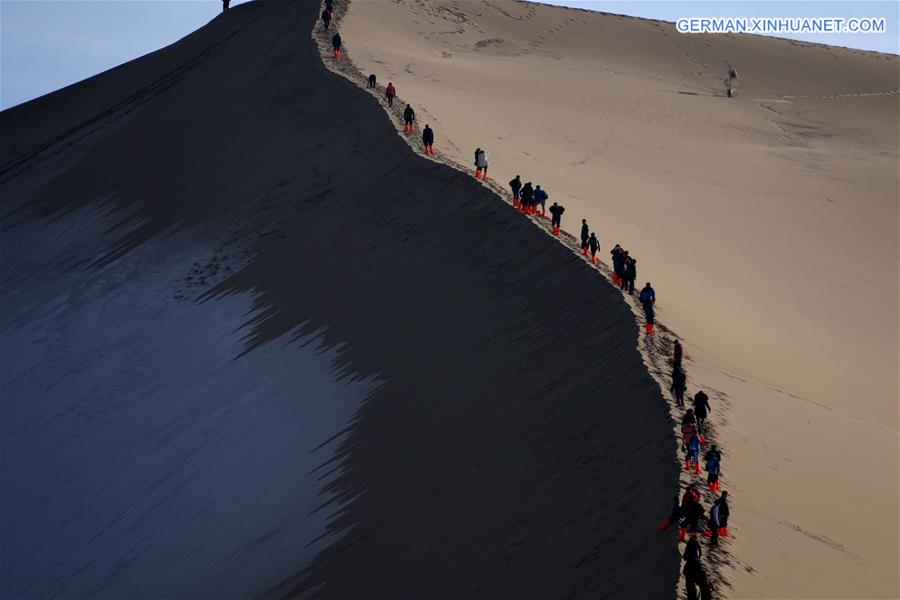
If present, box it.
[340,0,900,597]
[1,1,680,597]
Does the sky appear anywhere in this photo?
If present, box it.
[1,0,897,110]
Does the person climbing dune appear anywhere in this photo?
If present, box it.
[671,366,687,408]
[548,202,564,235]
[509,175,522,207]
[474,148,489,179]
[640,282,655,304]
[322,8,332,30]
[520,181,534,212]
[693,390,711,436]
[624,256,637,295]
[222,0,230,12]
[580,219,589,255]
[403,104,416,133]
[331,33,342,59]
[673,339,683,369]
[588,232,599,265]
[705,449,721,492]
[422,125,434,155]
[385,82,396,107]
[643,296,655,335]
[367,73,376,88]
[534,185,548,216]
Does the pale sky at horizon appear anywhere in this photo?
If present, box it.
[1,0,897,110]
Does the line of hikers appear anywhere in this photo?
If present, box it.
[318,12,731,598]
[660,339,732,600]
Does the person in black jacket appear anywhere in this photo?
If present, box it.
[684,535,702,562]
[367,73,376,88]
[693,391,711,435]
[331,33,342,58]
[509,175,522,207]
[222,0,230,11]
[580,219,589,255]
[588,232,599,265]
[624,257,637,294]
[549,202,564,235]
[520,182,534,213]
[671,366,687,407]
[717,491,730,537]
[422,125,434,155]
[403,104,415,133]
[322,8,332,30]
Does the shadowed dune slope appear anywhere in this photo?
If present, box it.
[1,1,678,598]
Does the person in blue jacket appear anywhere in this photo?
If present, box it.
[640,282,656,304]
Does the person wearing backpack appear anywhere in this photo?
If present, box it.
[509,176,522,207]
[548,202,564,235]
[693,390,711,436]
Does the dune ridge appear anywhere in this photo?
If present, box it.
[1,0,682,597]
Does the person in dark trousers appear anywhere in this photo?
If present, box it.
[509,175,522,207]
[615,250,628,289]
[588,233,599,265]
[717,491,730,537]
[474,148,488,179]
[610,245,623,284]
[684,535,702,562]
[222,0,230,11]
[640,282,655,304]
[705,449,721,492]
[549,202,564,235]
[331,33,342,58]
[403,104,415,132]
[683,559,704,600]
[674,339,683,369]
[708,499,721,546]
[643,296,655,334]
[422,125,434,155]
[534,185,548,216]
[367,73,376,88]
[704,444,722,465]
[580,219,589,255]
[520,182,534,213]
[681,495,705,537]
[322,8,332,29]
[693,390,711,436]
[671,366,687,408]
[385,82,396,107]
[657,495,683,532]
[624,256,637,294]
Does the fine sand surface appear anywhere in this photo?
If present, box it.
[1,1,680,597]
[340,1,900,597]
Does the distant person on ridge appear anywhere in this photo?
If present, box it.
[549,202,564,235]
[534,185,548,216]
[367,73,376,88]
[693,390,711,436]
[422,125,434,155]
[474,148,489,179]
[588,232,599,265]
[671,366,687,408]
[580,219,589,255]
[509,175,522,207]
[385,82,396,107]
[673,339,683,369]
[403,104,415,133]
[222,0,229,12]
[322,8,332,30]
[331,33,342,59]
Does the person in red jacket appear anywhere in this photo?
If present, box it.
[385,82,396,107]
